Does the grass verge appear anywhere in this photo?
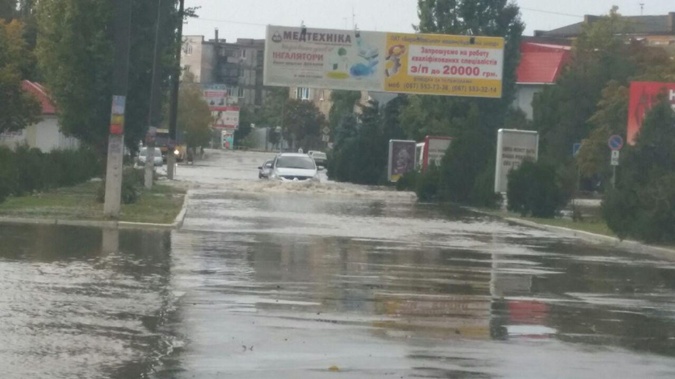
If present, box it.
[0,180,186,225]
[474,207,616,237]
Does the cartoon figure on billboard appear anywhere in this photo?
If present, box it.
[385,44,405,77]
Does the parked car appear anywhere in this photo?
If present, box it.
[137,147,163,167]
[258,160,273,179]
[307,150,327,166]
[269,153,319,182]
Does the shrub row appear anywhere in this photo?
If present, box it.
[0,145,102,203]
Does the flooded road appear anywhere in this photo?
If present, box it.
[3,149,675,378]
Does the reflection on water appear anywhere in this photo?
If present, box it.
[156,189,675,378]
[0,224,173,379]
[5,184,675,378]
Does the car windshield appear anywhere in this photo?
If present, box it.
[276,156,315,169]
[264,161,272,167]
[139,148,161,157]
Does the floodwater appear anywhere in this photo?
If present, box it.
[3,149,675,378]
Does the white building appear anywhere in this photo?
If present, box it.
[0,81,79,151]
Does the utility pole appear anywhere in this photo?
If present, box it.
[145,0,163,190]
[103,0,132,217]
[167,0,185,180]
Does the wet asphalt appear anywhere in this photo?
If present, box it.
[2,149,675,378]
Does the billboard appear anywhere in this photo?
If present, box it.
[388,140,417,182]
[213,106,240,129]
[627,81,675,145]
[221,129,234,150]
[264,25,504,98]
[494,129,539,193]
[422,136,452,171]
[203,84,232,111]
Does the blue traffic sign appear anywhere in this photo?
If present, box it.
[608,135,624,151]
[572,142,581,157]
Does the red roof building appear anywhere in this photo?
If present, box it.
[22,80,57,115]
[513,42,571,119]
[517,42,571,84]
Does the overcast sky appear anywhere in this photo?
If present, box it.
[182,0,674,42]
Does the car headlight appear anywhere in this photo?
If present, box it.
[174,149,180,155]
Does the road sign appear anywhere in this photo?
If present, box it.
[611,150,620,166]
[572,142,581,157]
[321,134,330,142]
[608,135,624,151]
[322,126,330,135]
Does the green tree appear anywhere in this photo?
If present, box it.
[575,46,675,190]
[36,0,113,151]
[282,99,326,151]
[328,90,360,132]
[575,81,628,189]
[602,98,675,242]
[177,75,211,149]
[533,8,644,163]
[257,87,288,128]
[0,19,40,133]
[0,0,14,20]
[36,0,180,153]
[328,101,388,185]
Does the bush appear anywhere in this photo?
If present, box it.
[395,170,419,191]
[602,99,675,243]
[470,166,502,208]
[415,164,441,202]
[96,167,143,205]
[0,145,102,203]
[507,160,568,218]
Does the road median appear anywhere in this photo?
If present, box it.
[0,180,187,229]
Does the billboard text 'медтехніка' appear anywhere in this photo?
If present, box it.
[263,25,504,98]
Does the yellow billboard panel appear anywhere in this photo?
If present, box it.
[384,33,504,98]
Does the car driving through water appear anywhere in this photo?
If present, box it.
[269,153,320,182]
[258,160,273,179]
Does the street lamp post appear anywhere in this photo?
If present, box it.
[145,0,163,190]
[167,0,185,180]
[103,0,131,217]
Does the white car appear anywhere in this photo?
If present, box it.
[307,150,327,166]
[137,147,163,166]
[269,153,319,182]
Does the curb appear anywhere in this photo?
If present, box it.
[469,208,675,258]
[171,190,190,229]
[0,191,191,231]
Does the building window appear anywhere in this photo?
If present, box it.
[296,87,311,101]
[241,49,246,58]
[238,87,244,98]
[183,43,193,55]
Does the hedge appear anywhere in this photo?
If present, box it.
[0,145,102,203]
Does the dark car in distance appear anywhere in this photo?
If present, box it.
[258,160,273,179]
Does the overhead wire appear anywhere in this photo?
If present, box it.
[189,7,585,28]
